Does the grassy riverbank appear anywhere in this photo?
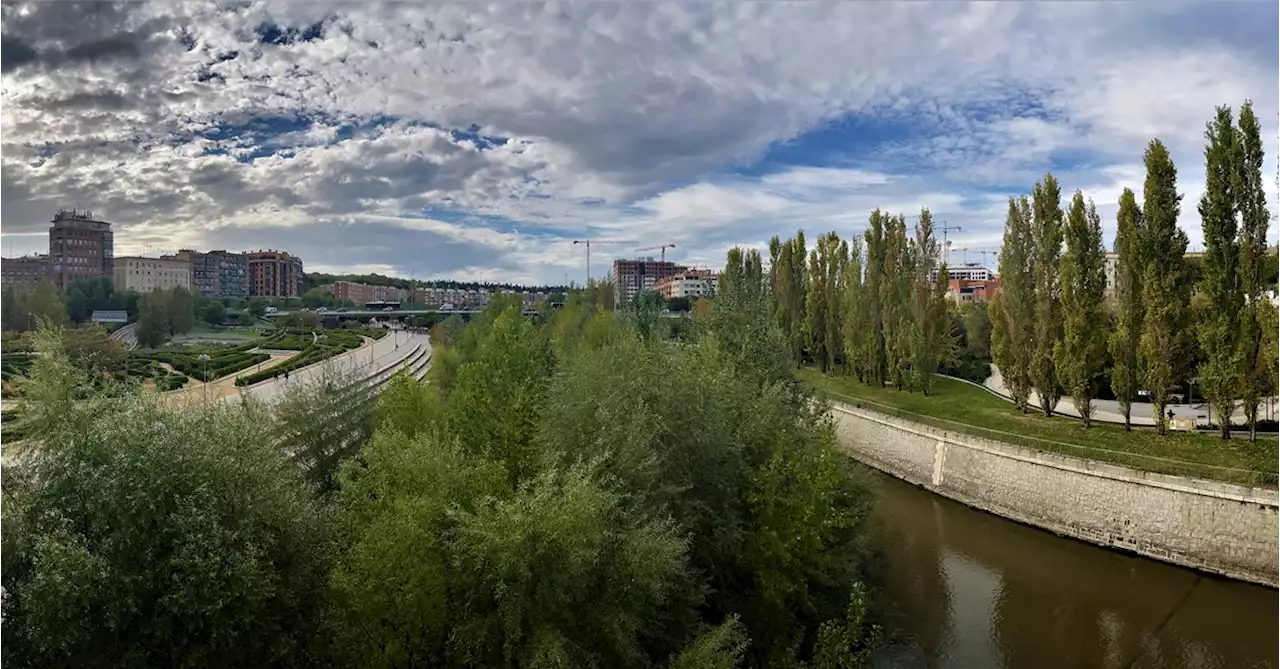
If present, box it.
[800,369,1278,487]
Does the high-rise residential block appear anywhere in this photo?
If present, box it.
[175,249,249,299]
[247,250,304,298]
[48,208,113,288]
[610,257,685,304]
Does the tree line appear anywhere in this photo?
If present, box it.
[766,208,958,396]
[763,101,1276,440]
[3,268,885,668]
[993,101,1276,439]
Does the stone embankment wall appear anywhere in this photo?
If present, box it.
[830,403,1279,588]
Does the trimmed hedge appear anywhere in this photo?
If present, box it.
[156,373,189,391]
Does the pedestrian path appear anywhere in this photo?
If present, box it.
[232,331,430,406]
[982,366,1277,427]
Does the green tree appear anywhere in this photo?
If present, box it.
[862,212,888,386]
[301,287,334,309]
[841,238,869,379]
[1110,188,1146,430]
[201,300,227,326]
[167,287,196,335]
[960,301,992,360]
[136,292,170,348]
[247,297,268,318]
[1197,105,1243,439]
[992,197,1036,412]
[1234,101,1273,441]
[882,215,914,390]
[2,334,331,668]
[909,208,949,395]
[805,232,844,373]
[1056,192,1108,426]
[769,232,810,362]
[1140,139,1191,434]
[1030,173,1065,416]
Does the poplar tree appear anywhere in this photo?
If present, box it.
[1197,105,1243,439]
[766,232,808,363]
[1056,191,1107,426]
[910,208,946,395]
[1109,188,1145,430]
[884,215,914,390]
[805,232,844,373]
[1234,101,1273,441]
[863,212,888,386]
[841,238,867,379]
[1139,139,1190,434]
[1031,174,1065,416]
[992,197,1036,412]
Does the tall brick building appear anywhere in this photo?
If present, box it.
[610,258,685,304]
[48,208,114,288]
[247,250,303,298]
[175,249,249,299]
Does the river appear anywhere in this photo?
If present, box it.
[869,471,1278,669]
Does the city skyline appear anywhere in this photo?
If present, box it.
[1,2,1277,285]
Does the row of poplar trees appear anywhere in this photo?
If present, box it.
[767,208,953,396]
[993,101,1273,440]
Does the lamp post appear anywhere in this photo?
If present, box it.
[198,353,211,403]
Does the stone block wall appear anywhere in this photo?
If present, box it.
[830,403,1279,588]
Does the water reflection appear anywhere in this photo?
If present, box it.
[869,471,1278,669]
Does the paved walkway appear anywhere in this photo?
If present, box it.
[232,330,429,406]
[983,366,1278,426]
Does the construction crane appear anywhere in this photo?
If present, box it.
[572,239,638,285]
[939,221,962,265]
[634,243,677,281]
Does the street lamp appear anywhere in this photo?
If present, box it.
[198,353,211,403]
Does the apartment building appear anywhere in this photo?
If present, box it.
[611,258,686,304]
[247,250,303,298]
[653,269,718,300]
[113,256,192,293]
[2,255,50,286]
[947,278,1000,304]
[929,263,995,284]
[175,249,249,299]
[320,281,409,305]
[49,208,114,288]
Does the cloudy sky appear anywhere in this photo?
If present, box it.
[2,1,1277,285]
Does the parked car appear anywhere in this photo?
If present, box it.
[265,306,278,314]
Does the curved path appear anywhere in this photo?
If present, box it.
[983,365,1277,427]
[231,330,430,406]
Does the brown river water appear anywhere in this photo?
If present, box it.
[868,471,1278,669]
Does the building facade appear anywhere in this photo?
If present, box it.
[929,263,995,284]
[2,255,50,287]
[653,269,718,300]
[175,249,249,299]
[319,281,409,305]
[49,208,114,288]
[113,256,192,293]
[610,258,686,304]
[946,278,1000,304]
[247,250,303,298]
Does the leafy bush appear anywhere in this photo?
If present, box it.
[156,372,188,391]
[941,356,992,384]
[2,351,330,668]
[329,299,881,666]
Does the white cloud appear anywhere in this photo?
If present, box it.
[1,1,1275,284]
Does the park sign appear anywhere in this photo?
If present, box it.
[91,310,128,324]
[1170,417,1196,432]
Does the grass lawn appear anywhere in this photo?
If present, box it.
[169,326,262,345]
[800,369,1278,488]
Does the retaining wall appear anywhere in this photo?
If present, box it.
[830,403,1279,588]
